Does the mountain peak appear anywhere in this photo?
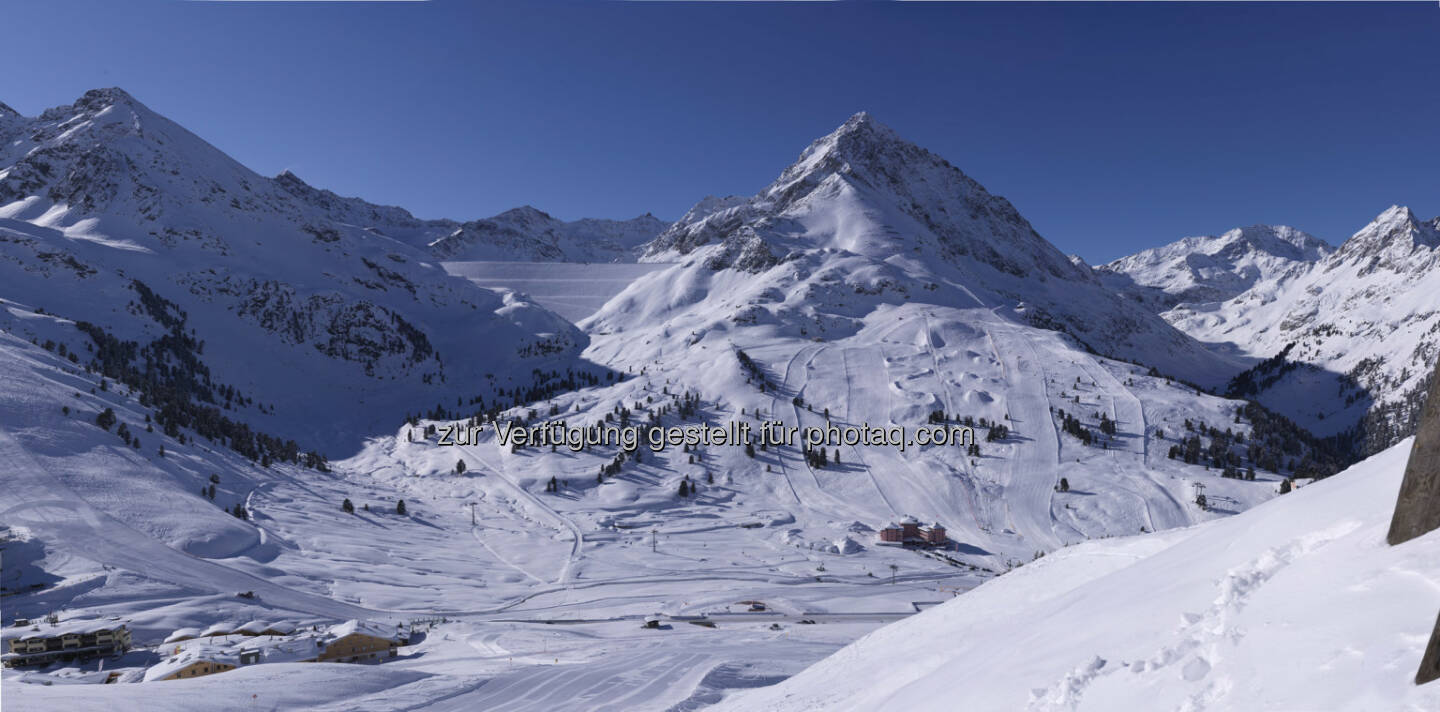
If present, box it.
[495,205,556,223]
[646,111,1091,283]
[275,169,309,187]
[804,111,904,162]
[764,111,948,211]
[1334,205,1439,267]
[1221,224,1331,260]
[37,87,158,129]
[68,87,147,117]
[836,110,882,134]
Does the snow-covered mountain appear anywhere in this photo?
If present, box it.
[1097,224,1332,310]
[1112,206,1440,455]
[713,438,1440,712]
[273,171,667,262]
[570,113,1332,555]
[632,113,1240,385]
[428,206,666,262]
[0,88,588,453]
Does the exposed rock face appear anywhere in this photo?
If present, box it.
[1387,357,1440,685]
[1418,609,1440,685]
[1388,357,1440,546]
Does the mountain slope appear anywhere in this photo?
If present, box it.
[1161,206,1440,452]
[1097,224,1332,311]
[714,439,1440,712]
[0,88,588,453]
[634,112,1241,385]
[568,114,1322,561]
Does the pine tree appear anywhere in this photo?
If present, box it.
[396,499,407,515]
[455,459,467,475]
[343,498,355,513]
[678,480,689,497]
[96,407,117,431]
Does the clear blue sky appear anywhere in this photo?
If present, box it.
[3,1,1437,262]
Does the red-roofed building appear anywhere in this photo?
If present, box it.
[876,517,948,548]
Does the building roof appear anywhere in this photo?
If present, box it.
[2,618,127,645]
[261,621,297,635]
[164,627,202,643]
[144,644,236,682]
[199,622,238,638]
[237,636,323,665]
[323,619,399,643]
[899,515,921,525]
[151,632,324,680]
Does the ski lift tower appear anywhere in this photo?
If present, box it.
[1193,481,1208,511]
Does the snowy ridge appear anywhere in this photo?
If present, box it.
[1098,224,1332,310]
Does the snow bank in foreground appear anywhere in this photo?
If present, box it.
[717,439,1440,711]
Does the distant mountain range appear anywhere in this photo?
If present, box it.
[275,170,667,263]
[1096,224,1332,310]
[1099,207,1440,455]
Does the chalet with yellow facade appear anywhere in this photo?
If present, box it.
[144,649,237,682]
[315,620,401,662]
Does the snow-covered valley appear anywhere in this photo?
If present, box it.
[2,90,1436,711]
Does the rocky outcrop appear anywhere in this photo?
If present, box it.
[1387,357,1440,546]
[1386,357,1440,684]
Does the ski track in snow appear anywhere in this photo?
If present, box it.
[458,445,585,586]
